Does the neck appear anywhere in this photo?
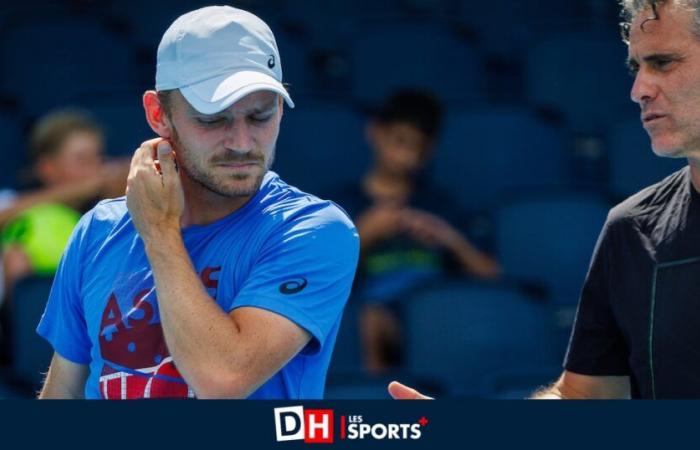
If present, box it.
[179,172,254,227]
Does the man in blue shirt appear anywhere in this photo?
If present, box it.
[37,6,359,399]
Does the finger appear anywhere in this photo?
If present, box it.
[156,140,177,180]
[142,137,165,156]
[134,137,165,167]
[388,381,433,400]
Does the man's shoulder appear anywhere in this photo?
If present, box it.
[260,174,355,230]
[86,196,129,224]
[607,166,689,226]
[73,197,130,244]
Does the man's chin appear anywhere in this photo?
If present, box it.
[651,143,686,159]
[217,173,265,198]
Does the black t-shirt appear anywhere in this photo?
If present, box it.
[565,166,700,398]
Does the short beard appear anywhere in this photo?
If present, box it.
[170,125,274,198]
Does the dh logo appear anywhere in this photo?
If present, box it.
[274,406,334,443]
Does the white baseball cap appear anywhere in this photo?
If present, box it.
[155,6,294,114]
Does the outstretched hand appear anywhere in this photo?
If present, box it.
[387,381,433,400]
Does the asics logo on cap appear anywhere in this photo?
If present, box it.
[268,54,276,69]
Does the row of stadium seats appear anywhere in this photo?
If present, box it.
[328,279,565,398]
[0,4,629,130]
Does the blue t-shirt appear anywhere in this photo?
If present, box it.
[37,172,359,399]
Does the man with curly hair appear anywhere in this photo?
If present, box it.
[391,0,700,399]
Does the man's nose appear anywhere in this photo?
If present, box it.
[630,70,658,106]
[224,119,253,152]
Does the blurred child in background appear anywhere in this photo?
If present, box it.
[1,109,129,298]
[332,89,501,372]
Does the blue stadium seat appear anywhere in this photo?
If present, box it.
[324,372,392,399]
[0,381,24,399]
[274,32,318,99]
[608,117,686,198]
[10,276,55,391]
[431,106,570,212]
[328,298,363,375]
[274,101,369,197]
[525,34,633,133]
[347,23,483,106]
[495,193,610,306]
[455,0,580,56]
[104,0,216,49]
[325,371,441,399]
[66,88,153,158]
[270,0,451,40]
[0,17,137,115]
[0,109,26,189]
[403,280,559,397]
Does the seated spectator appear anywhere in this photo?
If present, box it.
[1,109,129,296]
[332,89,501,372]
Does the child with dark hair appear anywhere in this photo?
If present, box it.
[332,89,501,372]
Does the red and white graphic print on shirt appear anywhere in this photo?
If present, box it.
[98,266,220,399]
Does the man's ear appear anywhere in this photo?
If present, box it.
[143,90,172,138]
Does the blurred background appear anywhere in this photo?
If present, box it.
[0,0,686,399]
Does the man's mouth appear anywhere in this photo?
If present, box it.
[215,160,261,169]
[220,162,257,167]
[642,113,667,124]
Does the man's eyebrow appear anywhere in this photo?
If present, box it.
[245,101,278,115]
[628,52,682,68]
[644,52,682,62]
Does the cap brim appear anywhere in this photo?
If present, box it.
[180,70,294,114]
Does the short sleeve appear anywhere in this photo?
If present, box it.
[36,210,94,365]
[228,204,359,356]
[563,216,631,376]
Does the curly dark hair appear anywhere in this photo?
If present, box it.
[620,0,700,42]
[372,89,443,141]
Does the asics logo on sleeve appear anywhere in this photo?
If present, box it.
[279,277,307,294]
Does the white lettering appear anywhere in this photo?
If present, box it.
[307,413,330,440]
[348,424,359,439]
[371,424,388,439]
[387,424,400,439]
[410,424,422,439]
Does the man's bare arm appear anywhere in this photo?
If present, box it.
[39,352,88,399]
[145,229,312,398]
[530,370,630,399]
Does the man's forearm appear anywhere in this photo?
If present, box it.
[529,373,631,399]
[530,385,564,399]
[143,229,250,398]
